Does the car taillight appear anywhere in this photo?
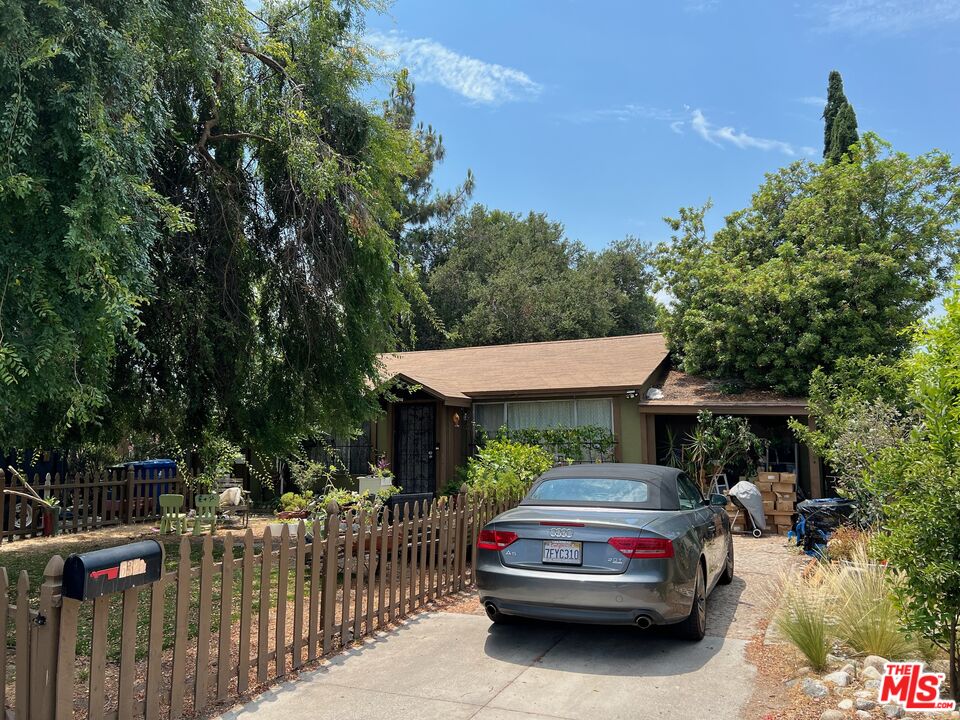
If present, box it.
[477,529,518,551]
[608,537,674,559]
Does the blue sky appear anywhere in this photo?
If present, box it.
[365,0,960,251]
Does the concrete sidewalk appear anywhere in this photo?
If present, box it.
[217,612,754,720]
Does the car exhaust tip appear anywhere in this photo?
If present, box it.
[484,602,498,620]
[635,615,653,630]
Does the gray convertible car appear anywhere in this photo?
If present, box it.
[475,464,734,641]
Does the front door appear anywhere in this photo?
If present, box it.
[394,403,437,495]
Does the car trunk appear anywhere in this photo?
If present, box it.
[491,505,661,575]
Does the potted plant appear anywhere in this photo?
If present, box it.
[4,467,62,536]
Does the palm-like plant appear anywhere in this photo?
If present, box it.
[663,411,768,494]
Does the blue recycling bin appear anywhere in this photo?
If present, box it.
[123,459,179,512]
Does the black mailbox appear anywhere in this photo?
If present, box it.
[62,540,164,601]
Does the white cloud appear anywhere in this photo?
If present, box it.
[798,95,827,106]
[669,120,685,134]
[816,0,960,33]
[564,104,678,124]
[690,109,812,156]
[368,31,541,104]
[684,0,720,13]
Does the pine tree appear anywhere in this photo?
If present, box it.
[823,70,859,163]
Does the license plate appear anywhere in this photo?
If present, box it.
[542,540,582,565]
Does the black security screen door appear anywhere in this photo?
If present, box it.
[394,403,437,495]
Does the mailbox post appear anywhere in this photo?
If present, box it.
[25,541,167,720]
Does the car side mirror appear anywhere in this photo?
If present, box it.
[709,493,728,507]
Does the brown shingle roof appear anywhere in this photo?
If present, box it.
[378,333,669,404]
[638,370,807,413]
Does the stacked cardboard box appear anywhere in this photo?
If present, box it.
[726,503,745,532]
[755,471,796,534]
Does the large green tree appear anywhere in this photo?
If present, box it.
[870,285,960,701]
[656,134,960,396]
[386,71,474,272]
[423,206,658,348]
[0,0,184,446]
[823,70,859,163]
[1,0,434,459]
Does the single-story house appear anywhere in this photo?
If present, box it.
[357,333,823,500]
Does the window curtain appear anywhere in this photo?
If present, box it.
[475,399,613,433]
[507,400,576,429]
[474,403,506,436]
[575,398,614,431]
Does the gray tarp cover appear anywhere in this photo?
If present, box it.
[729,480,767,531]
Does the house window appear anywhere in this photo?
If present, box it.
[474,398,614,436]
[473,404,506,436]
[312,422,372,475]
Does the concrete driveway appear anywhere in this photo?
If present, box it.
[218,536,794,720]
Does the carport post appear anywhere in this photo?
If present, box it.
[806,416,824,499]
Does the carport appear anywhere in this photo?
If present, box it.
[637,371,824,499]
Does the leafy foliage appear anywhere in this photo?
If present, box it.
[497,425,617,463]
[656,134,960,395]
[789,356,911,524]
[465,438,553,501]
[108,0,419,459]
[418,206,658,348]
[1,1,459,463]
[823,70,859,163]
[279,491,315,513]
[289,458,340,497]
[0,0,184,445]
[661,410,767,494]
[190,432,242,491]
[870,285,960,700]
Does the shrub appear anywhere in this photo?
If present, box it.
[867,286,960,701]
[466,438,553,501]
[825,526,869,563]
[774,566,835,671]
[775,546,919,669]
[503,425,616,463]
[828,548,915,660]
[662,410,767,495]
[279,491,314,513]
[289,459,339,495]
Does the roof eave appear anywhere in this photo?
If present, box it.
[637,401,809,416]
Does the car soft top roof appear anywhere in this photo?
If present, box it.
[522,463,681,511]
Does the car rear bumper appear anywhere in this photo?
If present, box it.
[476,553,692,625]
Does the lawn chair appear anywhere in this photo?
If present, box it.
[159,494,187,534]
[193,493,219,535]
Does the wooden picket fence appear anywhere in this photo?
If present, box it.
[1,469,190,543]
[1,493,516,720]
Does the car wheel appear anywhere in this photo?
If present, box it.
[676,565,706,641]
[718,537,735,585]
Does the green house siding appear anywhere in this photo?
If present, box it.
[615,396,645,463]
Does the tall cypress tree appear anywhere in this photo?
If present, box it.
[823,70,859,163]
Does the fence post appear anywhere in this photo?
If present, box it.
[124,467,135,524]
[30,555,64,720]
